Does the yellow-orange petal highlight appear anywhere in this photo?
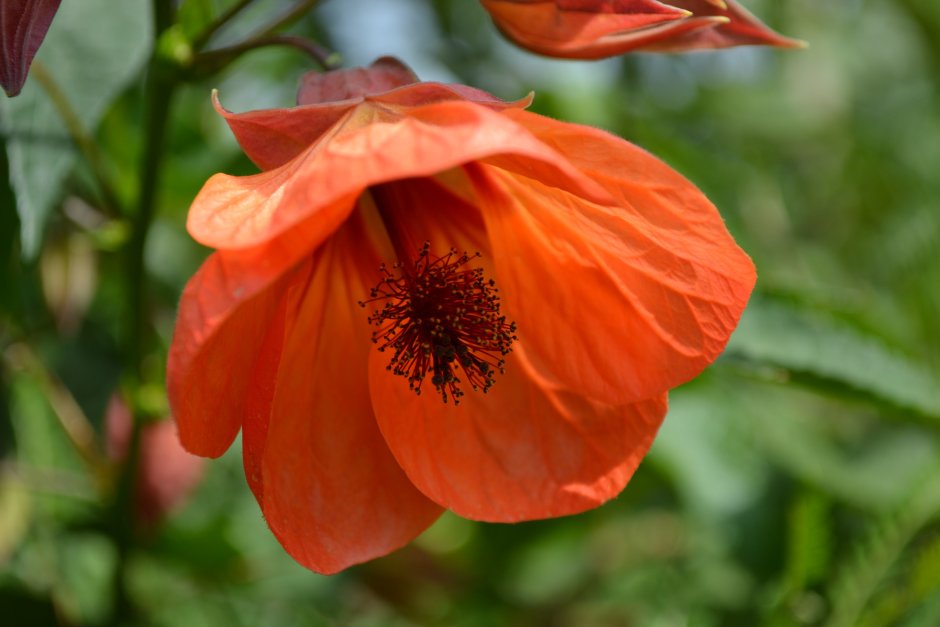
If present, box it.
[167,58,756,574]
[479,0,803,59]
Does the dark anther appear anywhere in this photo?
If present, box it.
[360,242,517,404]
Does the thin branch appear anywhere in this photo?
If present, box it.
[1,460,98,500]
[194,33,339,72]
[30,61,123,218]
[3,343,106,481]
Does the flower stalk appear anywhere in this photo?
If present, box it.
[193,34,339,74]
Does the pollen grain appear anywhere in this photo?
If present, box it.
[359,242,517,404]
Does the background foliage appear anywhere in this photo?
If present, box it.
[2,0,939,625]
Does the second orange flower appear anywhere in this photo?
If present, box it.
[479,0,804,59]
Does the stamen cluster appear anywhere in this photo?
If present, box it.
[360,243,517,404]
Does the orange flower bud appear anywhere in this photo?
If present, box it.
[480,0,804,59]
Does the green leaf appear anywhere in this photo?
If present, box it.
[736,378,937,512]
[825,466,940,627]
[674,370,938,513]
[0,0,152,258]
[910,535,940,603]
[651,380,769,519]
[56,534,117,626]
[899,589,940,627]
[727,299,940,419]
[784,491,832,591]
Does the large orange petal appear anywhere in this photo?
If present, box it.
[469,152,754,405]
[370,343,667,521]
[218,78,531,172]
[251,210,442,575]
[190,100,608,251]
[362,174,665,521]
[167,251,312,457]
[240,257,312,501]
[510,109,758,254]
[168,191,354,456]
[186,149,362,250]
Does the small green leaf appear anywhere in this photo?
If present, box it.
[825,466,940,627]
[784,491,832,591]
[651,380,769,519]
[910,535,940,603]
[0,0,152,257]
[741,381,937,512]
[0,472,32,563]
[727,299,940,418]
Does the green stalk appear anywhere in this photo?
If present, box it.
[125,71,175,382]
[109,3,178,623]
[194,34,339,73]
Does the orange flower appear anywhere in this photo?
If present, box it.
[480,0,804,59]
[166,58,755,574]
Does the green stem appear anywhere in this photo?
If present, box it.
[3,343,105,483]
[110,5,178,624]
[153,0,174,35]
[109,73,175,627]
[194,34,338,73]
[125,72,175,381]
[111,66,176,627]
[30,61,123,218]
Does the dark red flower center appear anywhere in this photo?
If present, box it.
[360,243,517,404]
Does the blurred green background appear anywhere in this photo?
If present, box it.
[2,0,940,625]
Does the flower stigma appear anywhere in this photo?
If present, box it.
[360,242,517,404]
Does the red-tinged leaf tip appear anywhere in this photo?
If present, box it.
[1,0,62,97]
